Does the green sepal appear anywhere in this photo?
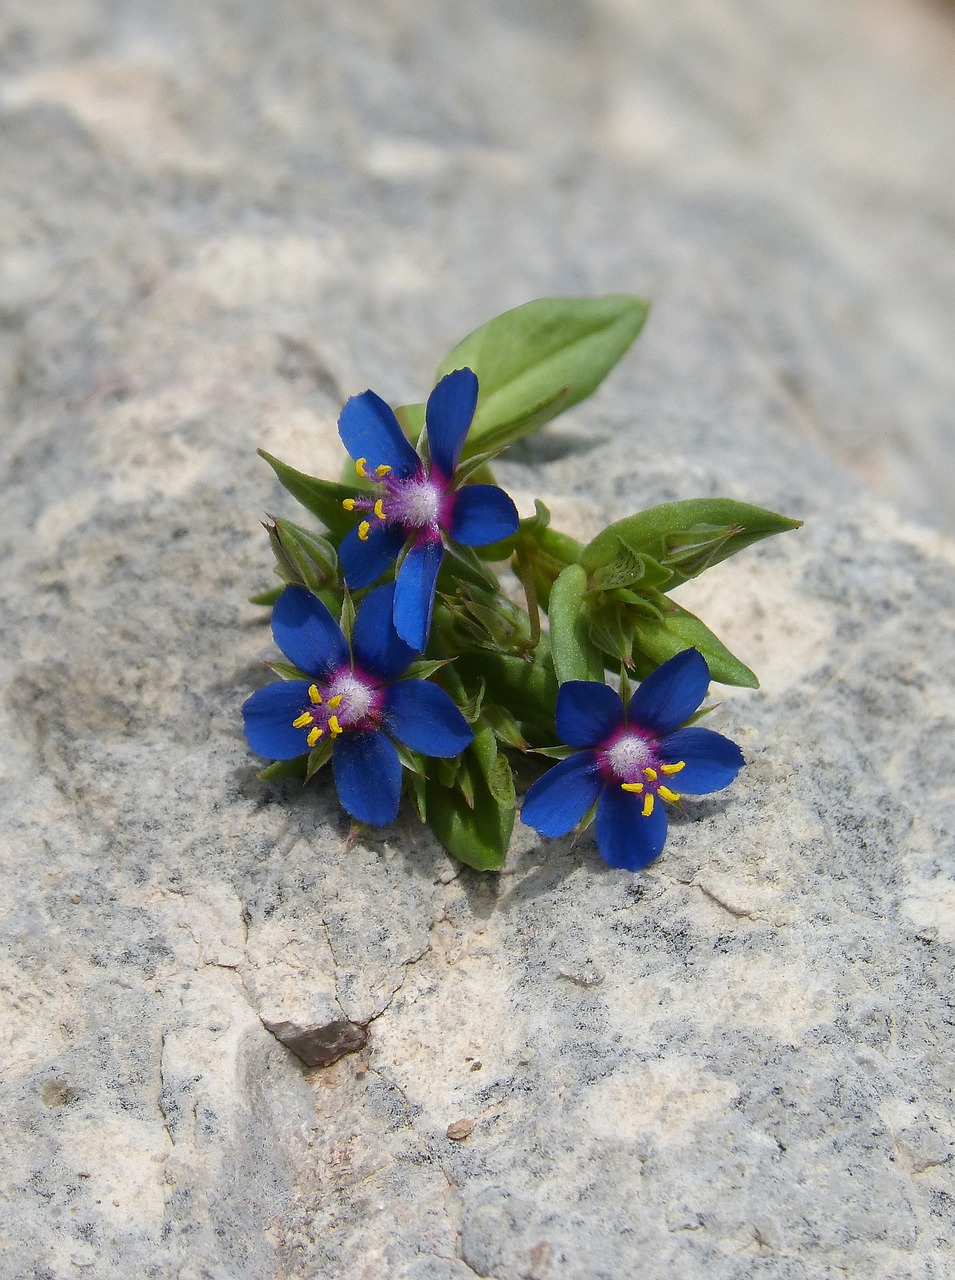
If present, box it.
[406,770,428,823]
[259,449,358,538]
[436,295,650,457]
[305,739,334,782]
[589,543,671,593]
[548,564,606,685]
[582,499,802,588]
[258,756,308,782]
[631,601,759,688]
[250,586,283,607]
[402,658,455,680]
[531,744,577,761]
[394,742,428,777]
[587,600,638,665]
[426,763,514,871]
[266,661,310,681]
[339,588,356,644]
[439,541,500,592]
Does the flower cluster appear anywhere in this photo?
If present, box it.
[243,296,798,872]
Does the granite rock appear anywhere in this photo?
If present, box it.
[1,0,954,1278]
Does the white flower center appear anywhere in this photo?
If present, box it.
[328,673,374,725]
[395,480,441,528]
[606,734,654,778]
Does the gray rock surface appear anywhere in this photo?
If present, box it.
[2,0,954,1277]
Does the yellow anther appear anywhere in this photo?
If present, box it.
[292,712,313,729]
[308,685,322,704]
[356,457,368,478]
[358,521,371,542]
[658,786,681,804]
[644,767,658,781]
[328,715,342,737]
[621,781,644,794]
[342,497,356,512]
[307,727,323,747]
[375,464,391,477]
[373,499,386,520]
[661,761,685,775]
[327,694,343,709]
[642,793,655,818]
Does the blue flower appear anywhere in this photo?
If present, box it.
[521,649,744,871]
[337,367,519,650]
[243,583,473,826]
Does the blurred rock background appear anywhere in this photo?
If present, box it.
[1,1,953,1277]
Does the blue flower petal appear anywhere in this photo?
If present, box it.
[338,389,421,479]
[339,520,406,590]
[555,681,624,748]
[243,681,313,760]
[447,484,520,547]
[393,536,444,651]
[332,730,402,825]
[351,583,416,681]
[657,727,745,794]
[383,680,473,758]
[521,751,602,838]
[595,785,668,871]
[628,648,710,736]
[272,586,349,678]
[426,368,479,479]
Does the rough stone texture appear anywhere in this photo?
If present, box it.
[1,1,954,1277]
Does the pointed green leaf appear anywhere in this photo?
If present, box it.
[259,449,358,538]
[250,586,283,607]
[631,601,758,688]
[258,756,308,782]
[582,499,802,588]
[305,739,334,781]
[266,660,310,681]
[548,564,606,684]
[436,295,650,457]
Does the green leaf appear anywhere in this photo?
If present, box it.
[582,499,802,589]
[631,601,758,688]
[250,586,283,607]
[548,564,606,684]
[470,720,516,809]
[266,661,310,681]
[394,742,428,776]
[305,739,334,781]
[454,647,558,744]
[406,770,428,822]
[259,449,357,538]
[394,402,425,442]
[258,756,307,782]
[339,588,356,643]
[402,658,455,680]
[436,295,650,457]
[426,765,514,871]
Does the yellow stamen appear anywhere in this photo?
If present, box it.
[644,767,658,781]
[356,457,368,478]
[342,497,356,512]
[661,761,685,775]
[328,715,342,737]
[327,694,343,709]
[621,781,644,794]
[374,499,386,520]
[358,521,371,542]
[292,712,313,729]
[642,793,655,818]
[307,727,323,747]
[658,786,681,803]
[375,464,391,477]
[308,685,322,704]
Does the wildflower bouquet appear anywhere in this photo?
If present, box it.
[243,297,800,872]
